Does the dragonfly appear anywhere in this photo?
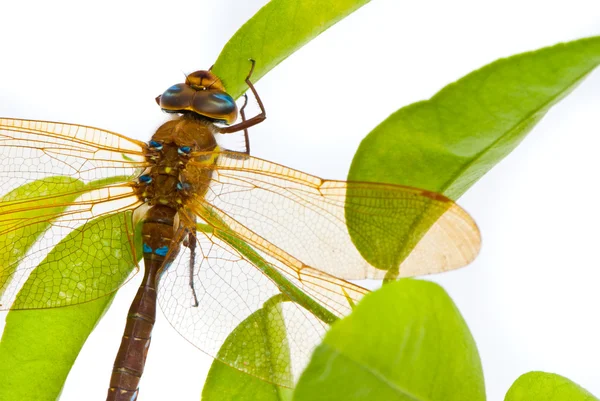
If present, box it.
[0,61,481,400]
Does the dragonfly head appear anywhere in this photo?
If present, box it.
[185,70,226,92]
[155,70,238,125]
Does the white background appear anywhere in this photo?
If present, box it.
[1,0,600,400]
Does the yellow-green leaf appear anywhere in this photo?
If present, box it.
[505,372,598,401]
[213,0,370,99]
[0,212,139,401]
[293,279,484,401]
[202,295,293,401]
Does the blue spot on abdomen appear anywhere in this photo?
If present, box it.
[143,243,153,253]
[155,246,169,257]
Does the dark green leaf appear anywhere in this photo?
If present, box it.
[293,279,484,401]
[213,0,370,99]
[505,372,598,401]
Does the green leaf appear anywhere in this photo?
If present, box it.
[0,298,113,401]
[344,183,454,276]
[0,175,135,300]
[346,36,600,278]
[212,0,370,99]
[11,212,136,310]
[293,279,484,401]
[202,295,293,401]
[198,198,342,398]
[505,372,598,401]
[0,212,139,401]
[0,177,84,296]
[349,36,600,200]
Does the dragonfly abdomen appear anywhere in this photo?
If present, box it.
[107,205,179,401]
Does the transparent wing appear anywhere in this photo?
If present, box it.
[0,118,148,310]
[158,217,367,386]
[187,151,481,280]
[0,118,147,188]
[159,149,479,386]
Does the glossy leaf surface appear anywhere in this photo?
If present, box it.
[293,279,484,401]
[505,372,598,401]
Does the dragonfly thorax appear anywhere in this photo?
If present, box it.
[135,118,217,209]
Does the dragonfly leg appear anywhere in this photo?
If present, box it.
[239,93,250,154]
[216,59,266,141]
[187,232,200,307]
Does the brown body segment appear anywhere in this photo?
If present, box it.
[106,117,220,401]
[107,206,176,401]
[106,63,265,400]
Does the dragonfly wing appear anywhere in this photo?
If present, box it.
[158,213,367,386]
[189,151,480,280]
[0,118,147,189]
[0,119,147,310]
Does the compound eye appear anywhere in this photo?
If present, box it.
[157,84,195,111]
[192,91,238,124]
